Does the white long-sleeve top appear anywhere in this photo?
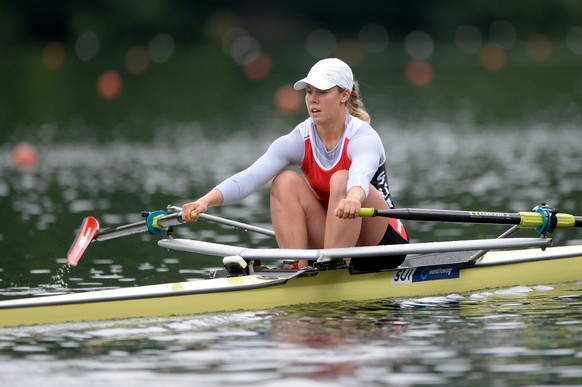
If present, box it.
[216,115,395,209]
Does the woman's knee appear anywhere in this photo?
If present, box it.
[271,170,303,199]
[328,170,349,198]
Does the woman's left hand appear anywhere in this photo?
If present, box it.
[334,197,361,219]
[335,186,365,219]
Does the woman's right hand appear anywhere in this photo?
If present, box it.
[182,200,208,223]
[181,189,224,223]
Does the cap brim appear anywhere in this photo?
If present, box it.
[293,76,336,91]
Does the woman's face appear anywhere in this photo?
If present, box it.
[305,85,350,127]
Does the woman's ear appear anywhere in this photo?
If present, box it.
[341,88,351,103]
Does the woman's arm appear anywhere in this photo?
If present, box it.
[216,129,304,204]
[182,128,304,222]
[346,125,386,199]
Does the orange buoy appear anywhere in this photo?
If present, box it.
[11,142,38,169]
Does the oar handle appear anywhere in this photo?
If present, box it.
[359,208,377,218]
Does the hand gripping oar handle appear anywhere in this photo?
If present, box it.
[359,206,582,233]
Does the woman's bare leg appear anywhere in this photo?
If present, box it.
[270,170,327,264]
[324,170,390,248]
[271,169,390,268]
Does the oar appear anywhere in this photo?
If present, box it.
[359,206,582,234]
[67,207,275,266]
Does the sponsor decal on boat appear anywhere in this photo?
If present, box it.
[392,264,461,284]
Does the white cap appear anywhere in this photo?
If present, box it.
[293,58,354,91]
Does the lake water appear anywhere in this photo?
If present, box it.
[0,283,581,387]
[1,45,582,385]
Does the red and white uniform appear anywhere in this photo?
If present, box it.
[299,116,392,209]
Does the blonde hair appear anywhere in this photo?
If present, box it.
[343,80,370,124]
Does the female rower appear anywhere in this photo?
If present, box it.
[182,58,408,271]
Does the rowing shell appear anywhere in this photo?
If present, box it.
[1,240,581,328]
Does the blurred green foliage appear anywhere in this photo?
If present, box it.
[2,0,582,46]
[1,1,581,144]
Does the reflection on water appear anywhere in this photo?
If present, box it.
[0,283,580,386]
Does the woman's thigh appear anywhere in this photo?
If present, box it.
[271,170,327,248]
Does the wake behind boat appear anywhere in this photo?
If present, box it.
[0,203,581,328]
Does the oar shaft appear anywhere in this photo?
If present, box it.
[199,213,275,237]
[95,212,184,241]
[360,208,582,229]
[366,208,521,225]
[95,210,276,241]
[166,206,275,237]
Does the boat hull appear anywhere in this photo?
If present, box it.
[0,245,581,327]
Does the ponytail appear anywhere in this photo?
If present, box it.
[345,80,370,124]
